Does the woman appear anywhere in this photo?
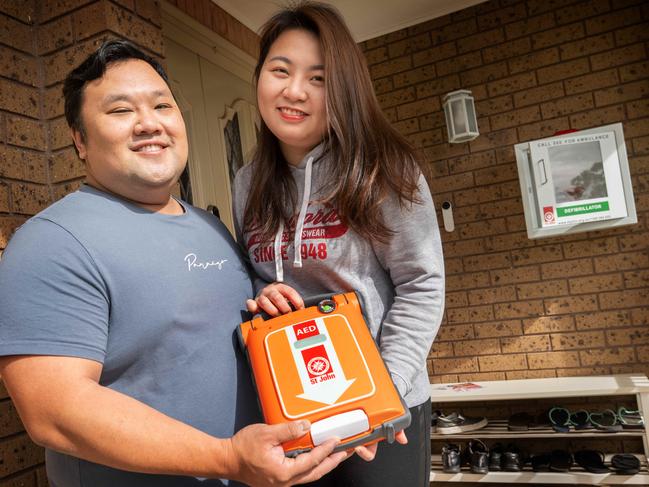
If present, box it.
[232,2,444,485]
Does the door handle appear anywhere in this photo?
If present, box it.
[207,204,220,219]
[537,159,548,185]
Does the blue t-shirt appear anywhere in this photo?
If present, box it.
[0,185,260,486]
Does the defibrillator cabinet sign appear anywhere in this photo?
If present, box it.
[265,315,375,419]
[529,131,627,227]
[515,123,637,239]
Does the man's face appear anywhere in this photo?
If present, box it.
[72,59,188,205]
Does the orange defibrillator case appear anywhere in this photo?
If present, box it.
[237,292,411,456]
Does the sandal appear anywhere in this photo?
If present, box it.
[574,450,610,473]
[611,453,640,475]
[549,407,571,433]
[590,409,623,432]
[570,410,594,430]
[618,407,645,430]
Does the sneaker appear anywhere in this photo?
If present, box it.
[465,439,489,474]
[442,443,461,473]
[437,412,488,434]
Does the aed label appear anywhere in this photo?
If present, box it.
[265,315,376,419]
[293,321,319,339]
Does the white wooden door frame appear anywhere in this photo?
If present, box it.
[161,1,256,231]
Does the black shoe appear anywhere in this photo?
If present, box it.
[502,443,523,472]
[431,409,442,433]
[508,412,533,431]
[466,439,489,474]
[531,453,551,472]
[488,443,503,471]
[442,443,461,473]
[529,410,552,430]
[549,449,573,472]
[437,412,488,434]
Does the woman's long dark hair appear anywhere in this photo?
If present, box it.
[244,1,423,243]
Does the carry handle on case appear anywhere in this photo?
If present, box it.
[238,292,411,456]
[252,293,339,321]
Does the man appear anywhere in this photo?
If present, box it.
[0,40,347,487]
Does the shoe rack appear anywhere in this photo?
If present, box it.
[429,374,649,485]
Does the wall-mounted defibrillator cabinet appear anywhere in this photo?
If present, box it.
[515,123,637,239]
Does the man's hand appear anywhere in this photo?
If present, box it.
[0,356,349,482]
[246,283,304,316]
[228,420,348,486]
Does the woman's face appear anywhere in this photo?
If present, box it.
[257,28,327,166]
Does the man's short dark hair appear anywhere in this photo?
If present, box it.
[63,39,169,139]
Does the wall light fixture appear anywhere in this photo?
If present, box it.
[443,89,479,143]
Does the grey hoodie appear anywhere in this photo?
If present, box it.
[232,144,445,408]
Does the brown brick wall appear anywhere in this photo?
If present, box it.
[0,0,163,484]
[0,0,45,481]
[362,0,649,384]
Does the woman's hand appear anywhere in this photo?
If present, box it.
[353,430,407,462]
[247,283,305,316]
